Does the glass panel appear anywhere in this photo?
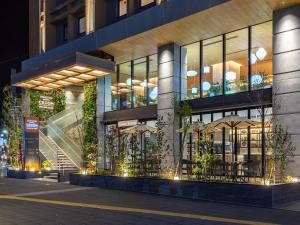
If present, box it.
[148,54,158,105]
[264,107,273,176]
[250,108,262,176]
[181,42,200,100]
[110,72,118,111]
[202,36,223,97]
[225,28,249,94]
[133,58,147,107]
[192,115,200,122]
[140,0,154,7]
[119,62,132,110]
[78,16,86,34]
[145,120,157,160]
[212,113,223,160]
[237,110,248,162]
[119,0,127,16]
[251,21,273,90]
[202,113,211,124]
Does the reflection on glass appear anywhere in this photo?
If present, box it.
[181,42,200,100]
[108,72,118,111]
[119,0,127,16]
[225,28,249,94]
[250,108,262,176]
[251,22,273,90]
[203,36,223,97]
[140,0,154,7]
[213,113,223,159]
[149,54,158,105]
[133,58,147,107]
[237,110,248,162]
[119,62,132,109]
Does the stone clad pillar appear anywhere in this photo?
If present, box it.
[157,43,181,175]
[273,4,300,176]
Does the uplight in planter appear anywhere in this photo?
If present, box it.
[173,176,180,181]
[292,177,298,183]
[123,170,129,177]
[262,180,270,186]
[30,168,36,172]
[81,170,87,175]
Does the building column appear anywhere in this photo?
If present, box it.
[96,76,112,170]
[157,43,181,175]
[273,4,300,177]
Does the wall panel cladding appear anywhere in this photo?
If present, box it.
[273,4,300,177]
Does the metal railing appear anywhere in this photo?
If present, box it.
[47,122,82,169]
[39,130,58,170]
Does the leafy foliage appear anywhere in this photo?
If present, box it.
[82,81,97,161]
[267,124,296,183]
[2,86,22,168]
[193,140,215,178]
[29,89,66,121]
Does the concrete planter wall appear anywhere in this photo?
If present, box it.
[7,170,44,179]
[70,173,300,207]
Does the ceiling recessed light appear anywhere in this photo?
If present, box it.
[28,80,43,85]
[37,77,54,82]
[77,74,94,80]
[59,70,77,76]
[47,74,65,79]
[55,80,72,86]
[70,65,89,72]
[65,77,83,83]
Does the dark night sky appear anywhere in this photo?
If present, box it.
[0,1,29,103]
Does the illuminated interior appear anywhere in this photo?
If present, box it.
[15,64,110,91]
[181,21,272,99]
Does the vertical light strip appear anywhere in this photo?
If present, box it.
[86,0,95,34]
[39,0,46,53]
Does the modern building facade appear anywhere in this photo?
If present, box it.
[12,0,300,177]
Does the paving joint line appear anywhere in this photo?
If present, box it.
[0,195,279,225]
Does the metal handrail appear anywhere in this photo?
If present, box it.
[47,122,82,169]
[39,131,58,169]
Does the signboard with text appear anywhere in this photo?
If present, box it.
[24,117,39,133]
[23,116,40,169]
[39,96,54,110]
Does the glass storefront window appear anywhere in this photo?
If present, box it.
[251,21,273,90]
[181,42,200,100]
[225,28,249,94]
[148,54,158,105]
[133,58,147,108]
[119,62,132,110]
[202,36,223,97]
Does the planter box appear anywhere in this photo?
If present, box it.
[7,170,44,179]
[70,173,300,207]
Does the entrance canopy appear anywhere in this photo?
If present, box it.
[12,52,115,91]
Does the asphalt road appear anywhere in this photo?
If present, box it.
[0,178,300,225]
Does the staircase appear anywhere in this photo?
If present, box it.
[39,104,83,177]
